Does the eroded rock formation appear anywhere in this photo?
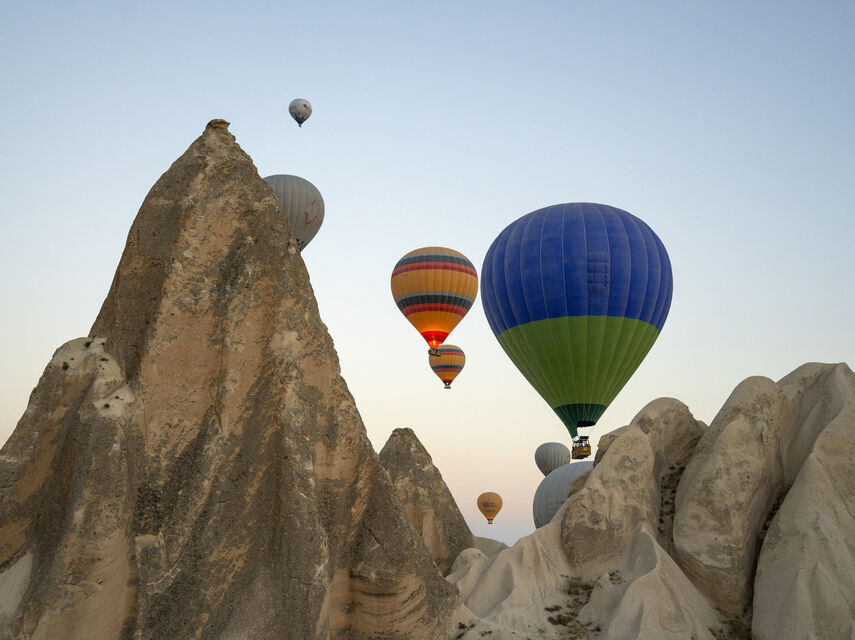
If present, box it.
[672,377,793,615]
[448,502,585,639]
[0,122,852,640]
[579,524,720,640]
[752,363,855,639]
[379,427,473,574]
[0,120,458,639]
[450,363,854,640]
[561,398,706,577]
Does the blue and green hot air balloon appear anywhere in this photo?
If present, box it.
[481,203,673,443]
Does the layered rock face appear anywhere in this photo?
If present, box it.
[379,428,473,574]
[0,120,458,639]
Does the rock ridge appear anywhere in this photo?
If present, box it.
[379,427,474,574]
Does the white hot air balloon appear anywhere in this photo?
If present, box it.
[288,99,312,127]
[532,461,594,528]
[262,174,324,251]
[534,442,572,476]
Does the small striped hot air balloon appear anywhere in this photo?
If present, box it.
[477,492,503,524]
[391,247,478,351]
[428,344,465,389]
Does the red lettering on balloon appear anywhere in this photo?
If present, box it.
[304,199,322,227]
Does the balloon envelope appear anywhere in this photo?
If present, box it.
[262,174,324,251]
[429,344,465,388]
[533,461,593,528]
[477,491,503,524]
[288,98,312,126]
[481,203,673,438]
[391,247,478,349]
[534,442,572,476]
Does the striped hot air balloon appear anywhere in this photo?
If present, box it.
[533,461,593,528]
[391,247,478,350]
[534,442,572,476]
[428,344,465,389]
[481,203,673,440]
[262,174,324,251]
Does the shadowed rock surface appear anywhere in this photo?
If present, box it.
[0,120,458,639]
[379,427,473,574]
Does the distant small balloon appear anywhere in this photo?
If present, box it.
[289,99,312,127]
[429,344,465,389]
[477,492,503,524]
[262,174,324,251]
[532,461,593,528]
[534,442,572,476]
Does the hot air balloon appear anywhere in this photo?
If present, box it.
[477,492,503,524]
[262,174,324,251]
[481,203,673,454]
[534,442,572,476]
[429,344,465,389]
[391,247,478,351]
[289,99,312,127]
[532,461,593,528]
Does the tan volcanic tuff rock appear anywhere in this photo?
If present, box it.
[671,376,795,615]
[561,398,706,578]
[0,120,459,639]
[579,524,720,640]
[379,427,474,574]
[752,363,855,640]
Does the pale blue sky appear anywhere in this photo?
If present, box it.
[1,1,852,543]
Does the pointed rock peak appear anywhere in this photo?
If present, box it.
[381,426,433,460]
[206,118,230,131]
[380,427,473,574]
[778,361,854,396]
[90,118,282,381]
[1,121,460,638]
